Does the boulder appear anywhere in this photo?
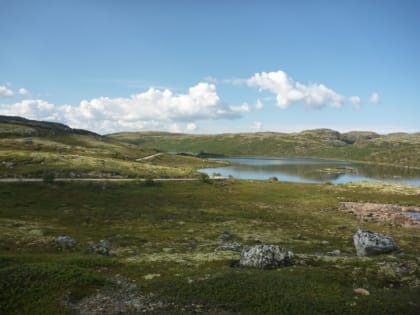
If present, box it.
[215,242,242,252]
[218,231,234,241]
[353,229,398,256]
[239,245,294,268]
[88,239,113,256]
[55,235,77,249]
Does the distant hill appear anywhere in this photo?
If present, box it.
[109,129,420,168]
[0,115,98,137]
[0,115,223,178]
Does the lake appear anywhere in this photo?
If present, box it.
[199,157,420,186]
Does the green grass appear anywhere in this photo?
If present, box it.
[1,180,419,314]
[0,118,225,179]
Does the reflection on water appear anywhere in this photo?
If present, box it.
[199,157,420,186]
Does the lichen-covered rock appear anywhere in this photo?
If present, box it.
[88,239,113,256]
[239,245,294,268]
[215,242,242,252]
[353,229,398,256]
[55,235,77,249]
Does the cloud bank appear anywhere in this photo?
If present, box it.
[0,83,248,133]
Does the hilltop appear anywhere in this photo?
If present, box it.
[0,115,224,179]
[109,129,420,168]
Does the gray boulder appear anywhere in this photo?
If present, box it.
[353,229,398,256]
[239,245,294,268]
[215,242,243,252]
[55,235,77,249]
[88,239,113,256]
[218,231,234,241]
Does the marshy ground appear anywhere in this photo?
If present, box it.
[0,180,419,314]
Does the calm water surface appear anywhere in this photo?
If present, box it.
[199,157,420,186]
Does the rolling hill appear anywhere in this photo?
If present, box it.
[0,116,224,178]
[109,129,420,168]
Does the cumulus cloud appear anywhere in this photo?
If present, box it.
[369,92,380,104]
[349,96,361,107]
[0,82,247,133]
[247,70,348,109]
[230,103,250,113]
[0,86,14,97]
[255,99,264,110]
[0,99,59,121]
[19,88,29,95]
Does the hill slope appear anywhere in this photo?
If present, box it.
[109,129,420,168]
[0,116,224,178]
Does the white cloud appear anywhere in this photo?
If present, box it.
[349,96,361,107]
[247,70,348,109]
[0,82,247,133]
[0,99,59,121]
[255,99,264,110]
[230,102,250,113]
[369,92,380,105]
[19,88,29,95]
[186,122,197,131]
[0,86,14,97]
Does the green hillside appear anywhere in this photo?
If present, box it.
[0,116,224,178]
[109,129,420,168]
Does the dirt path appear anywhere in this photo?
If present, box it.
[135,153,163,161]
[0,176,228,183]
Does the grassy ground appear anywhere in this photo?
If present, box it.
[1,180,419,314]
[0,134,226,179]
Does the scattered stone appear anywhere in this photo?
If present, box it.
[66,275,173,314]
[327,249,342,256]
[218,231,234,241]
[55,235,77,249]
[239,244,294,269]
[320,240,330,245]
[339,202,420,228]
[88,239,114,256]
[215,242,242,252]
[353,229,399,256]
[354,288,370,296]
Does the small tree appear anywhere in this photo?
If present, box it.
[199,172,211,184]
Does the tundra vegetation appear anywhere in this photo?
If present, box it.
[0,116,419,314]
[110,129,420,169]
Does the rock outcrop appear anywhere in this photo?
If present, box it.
[55,235,77,249]
[353,229,398,256]
[239,245,294,268]
[215,242,242,252]
[88,239,113,256]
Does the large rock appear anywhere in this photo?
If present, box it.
[55,235,77,249]
[215,242,243,252]
[239,245,294,268]
[88,239,113,256]
[353,229,398,256]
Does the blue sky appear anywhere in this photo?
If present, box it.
[1,0,419,134]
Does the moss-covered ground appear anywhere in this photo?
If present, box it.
[0,180,419,314]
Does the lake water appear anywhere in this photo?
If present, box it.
[199,157,420,186]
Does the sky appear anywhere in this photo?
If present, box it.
[1,0,419,134]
